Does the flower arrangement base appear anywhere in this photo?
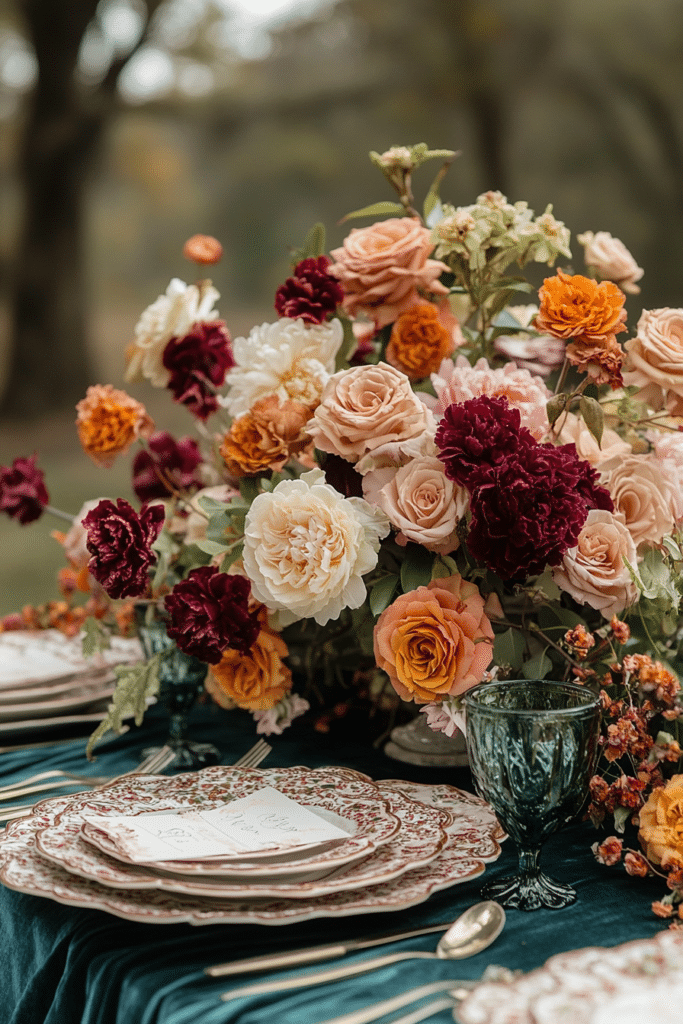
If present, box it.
[384,713,469,767]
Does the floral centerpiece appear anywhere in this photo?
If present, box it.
[3,144,683,920]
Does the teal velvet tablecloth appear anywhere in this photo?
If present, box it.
[0,701,666,1024]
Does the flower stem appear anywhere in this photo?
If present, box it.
[45,505,75,524]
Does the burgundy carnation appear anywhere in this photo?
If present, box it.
[163,320,234,420]
[132,432,203,503]
[0,455,49,524]
[164,567,259,663]
[83,498,164,599]
[274,256,343,325]
[318,452,364,498]
[467,443,602,580]
[573,454,614,512]
[435,396,536,489]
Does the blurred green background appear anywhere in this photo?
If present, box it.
[2,0,683,614]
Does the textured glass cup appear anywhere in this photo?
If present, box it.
[464,679,600,911]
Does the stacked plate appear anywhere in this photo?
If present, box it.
[0,630,143,741]
[0,765,505,925]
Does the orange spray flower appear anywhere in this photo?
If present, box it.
[386,303,456,379]
[220,397,312,477]
[76,385,154,468]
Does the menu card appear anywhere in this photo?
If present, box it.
[84,786,353,862]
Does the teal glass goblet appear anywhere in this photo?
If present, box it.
[463,679,601,911]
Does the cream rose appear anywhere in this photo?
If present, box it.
[61,499,107,568]
[307,362,434,463]
[242,469,390,626]
[362,456,468,553]
[222,318,343,418]
[556,412,631,468]
[125,278,220,387]
[329,218,449,328]
[600,453,676,550]
[623,308,683,403]
[650,431,683,522]
[578,231,644,294]
[552,509,638,617]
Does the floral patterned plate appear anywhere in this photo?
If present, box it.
[0,630,142,689]
[456,929,683,1024]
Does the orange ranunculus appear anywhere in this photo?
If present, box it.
[386,303,456,380]
[373,574,494,704]
[76,385,154,468]
[534,270,627,343]
[206,615,293,711]
[220,397,312,477]
[638,774,683,871]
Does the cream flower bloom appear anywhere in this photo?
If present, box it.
[552,509,639,617]
[222,318,343,418]
[242,469,390,626]
[125,278,220,387]
[431,355,551,439]
[600,453,676,550]
[623,308,683,405]
[556,412,631,468]
[578,231,644,294]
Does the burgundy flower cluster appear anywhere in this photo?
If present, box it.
[83,498,165,599]
[435,395,613,579]
[164,566,260,663]
[163,321,234,419]
[274,256,343,325]
[0,455,49,524]
[132,431,203,503]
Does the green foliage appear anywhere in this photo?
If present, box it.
[369,574,399,616]
[579,395,604,446]
[399,543,434,593]
[339,201,405,223]
[290,222,326,264]
[86,654,162,760]
[81,616,112,657]
[493,627,526,672]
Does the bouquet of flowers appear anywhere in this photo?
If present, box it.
[2,144,683,915]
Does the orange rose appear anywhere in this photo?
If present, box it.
[373,574,494,703]
[638,775,683,870]
[329,218,449,328]
[220,397,312,477]
[206,617,293,711]
[76,385,154,468]
[534,270,627,343]
[386,303,456,380]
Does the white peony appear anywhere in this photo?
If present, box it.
[242,469,390,626]
[222,318,343,418]
[125,278,220,387]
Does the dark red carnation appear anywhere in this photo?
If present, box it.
[83,498,164,599]
[435,396,536,489]
[573,454,614,512]
[164,567,259,663]
[319,452,364,498]
[274,256,343,325]
[0,455,49,524]
[163,320,234,420]
[132,432,203,503]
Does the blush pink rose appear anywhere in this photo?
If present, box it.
[552,509,639,617]
[578,231,644,294]
[307,362,433,463]
[624,308,683,404]
[600,453,676,550]
[329,218,450,328]
[373,574,494,704]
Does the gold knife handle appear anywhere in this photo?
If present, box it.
[206,944,348,977]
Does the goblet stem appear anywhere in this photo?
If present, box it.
[481,843,578,911]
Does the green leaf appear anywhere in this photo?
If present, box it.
[339,201,405,224]
[86,655,162,760]
[400,544,435,593]
[613,806,631,834]
[81,617,111,658]
[197,495,232,515]
[492,309,525,329]
[579,395,604,447]
[238,478,260,503]
[530,569,562,602]
[369,574,399,617]
[521,648,553,680]
[220,543,244,573]
[335,316,359,371]
[193,538,231,556]
[546,394,567,429]
[663,535,683,561]
[206,511,235,547]
[493,628,526,671]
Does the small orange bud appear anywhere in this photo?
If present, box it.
[183,234,223,265]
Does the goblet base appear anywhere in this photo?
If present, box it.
[481,870,577,911]
[142,740,221,771]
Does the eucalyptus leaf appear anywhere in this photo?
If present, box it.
[220,543,244,573]
[197,495,233,515]
[339,201,405,223]
[493,628,526,671]
[238,478,260,503]
[521,648,553,680]
[369,574,399,617]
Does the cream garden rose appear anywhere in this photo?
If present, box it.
[552,509,638,617]
[577,231,644,294]
[125,278,220,387]
[242,469,390,626]
[623,308,683,406]
[307,362,434,463]
[222,318,343,418]
[600,453,676,550]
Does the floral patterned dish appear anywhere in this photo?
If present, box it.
[0,630,142,689]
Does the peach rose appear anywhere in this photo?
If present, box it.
[329,218,449,328]
[362,456,468,553]
[373,574,494,703]
[206,617,292,711]
[76,385,154,468]
[650,431,683,522]
[578,231,644,294]
[307,362,434,463]
[556,412,631,467]
[552,509,638,617]
[639,775,683,870]
[600,453,675,550]
[624,309,683,404]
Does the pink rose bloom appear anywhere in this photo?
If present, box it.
[649,431,683,522]
[373,574,494,704]
[420,698,466,737]
[600,453,676,550]
[432,356,551,440]
[252,694,310,736]
[556,412,631,468]
[329,218,449,328]
[307,362,433,463]
[578,231,644,294]
[624,308,683,405]
[362,456,468,553]
[62,498,107,569]
[552,509,639,618]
